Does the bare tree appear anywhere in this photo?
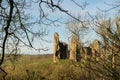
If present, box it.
[66,14,90,41]
[83,9,120,79]
[0,0,89,79]
[69,1,120,79]
[0,0,88,65]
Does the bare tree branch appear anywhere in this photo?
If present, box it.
[0,0,14,66]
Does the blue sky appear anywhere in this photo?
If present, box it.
[21,0,116,54]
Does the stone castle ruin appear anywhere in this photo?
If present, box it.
[53,32,68,63]
[53,32,101,62]
[69,35,81,62]
[82,39,100,61]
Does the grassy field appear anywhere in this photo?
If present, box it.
[1,54,120,80]
[1,54,52,80]
[1,54,78,80]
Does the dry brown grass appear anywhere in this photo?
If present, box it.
[0,54,120,80]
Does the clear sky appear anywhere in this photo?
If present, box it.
[21,0,116,54]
